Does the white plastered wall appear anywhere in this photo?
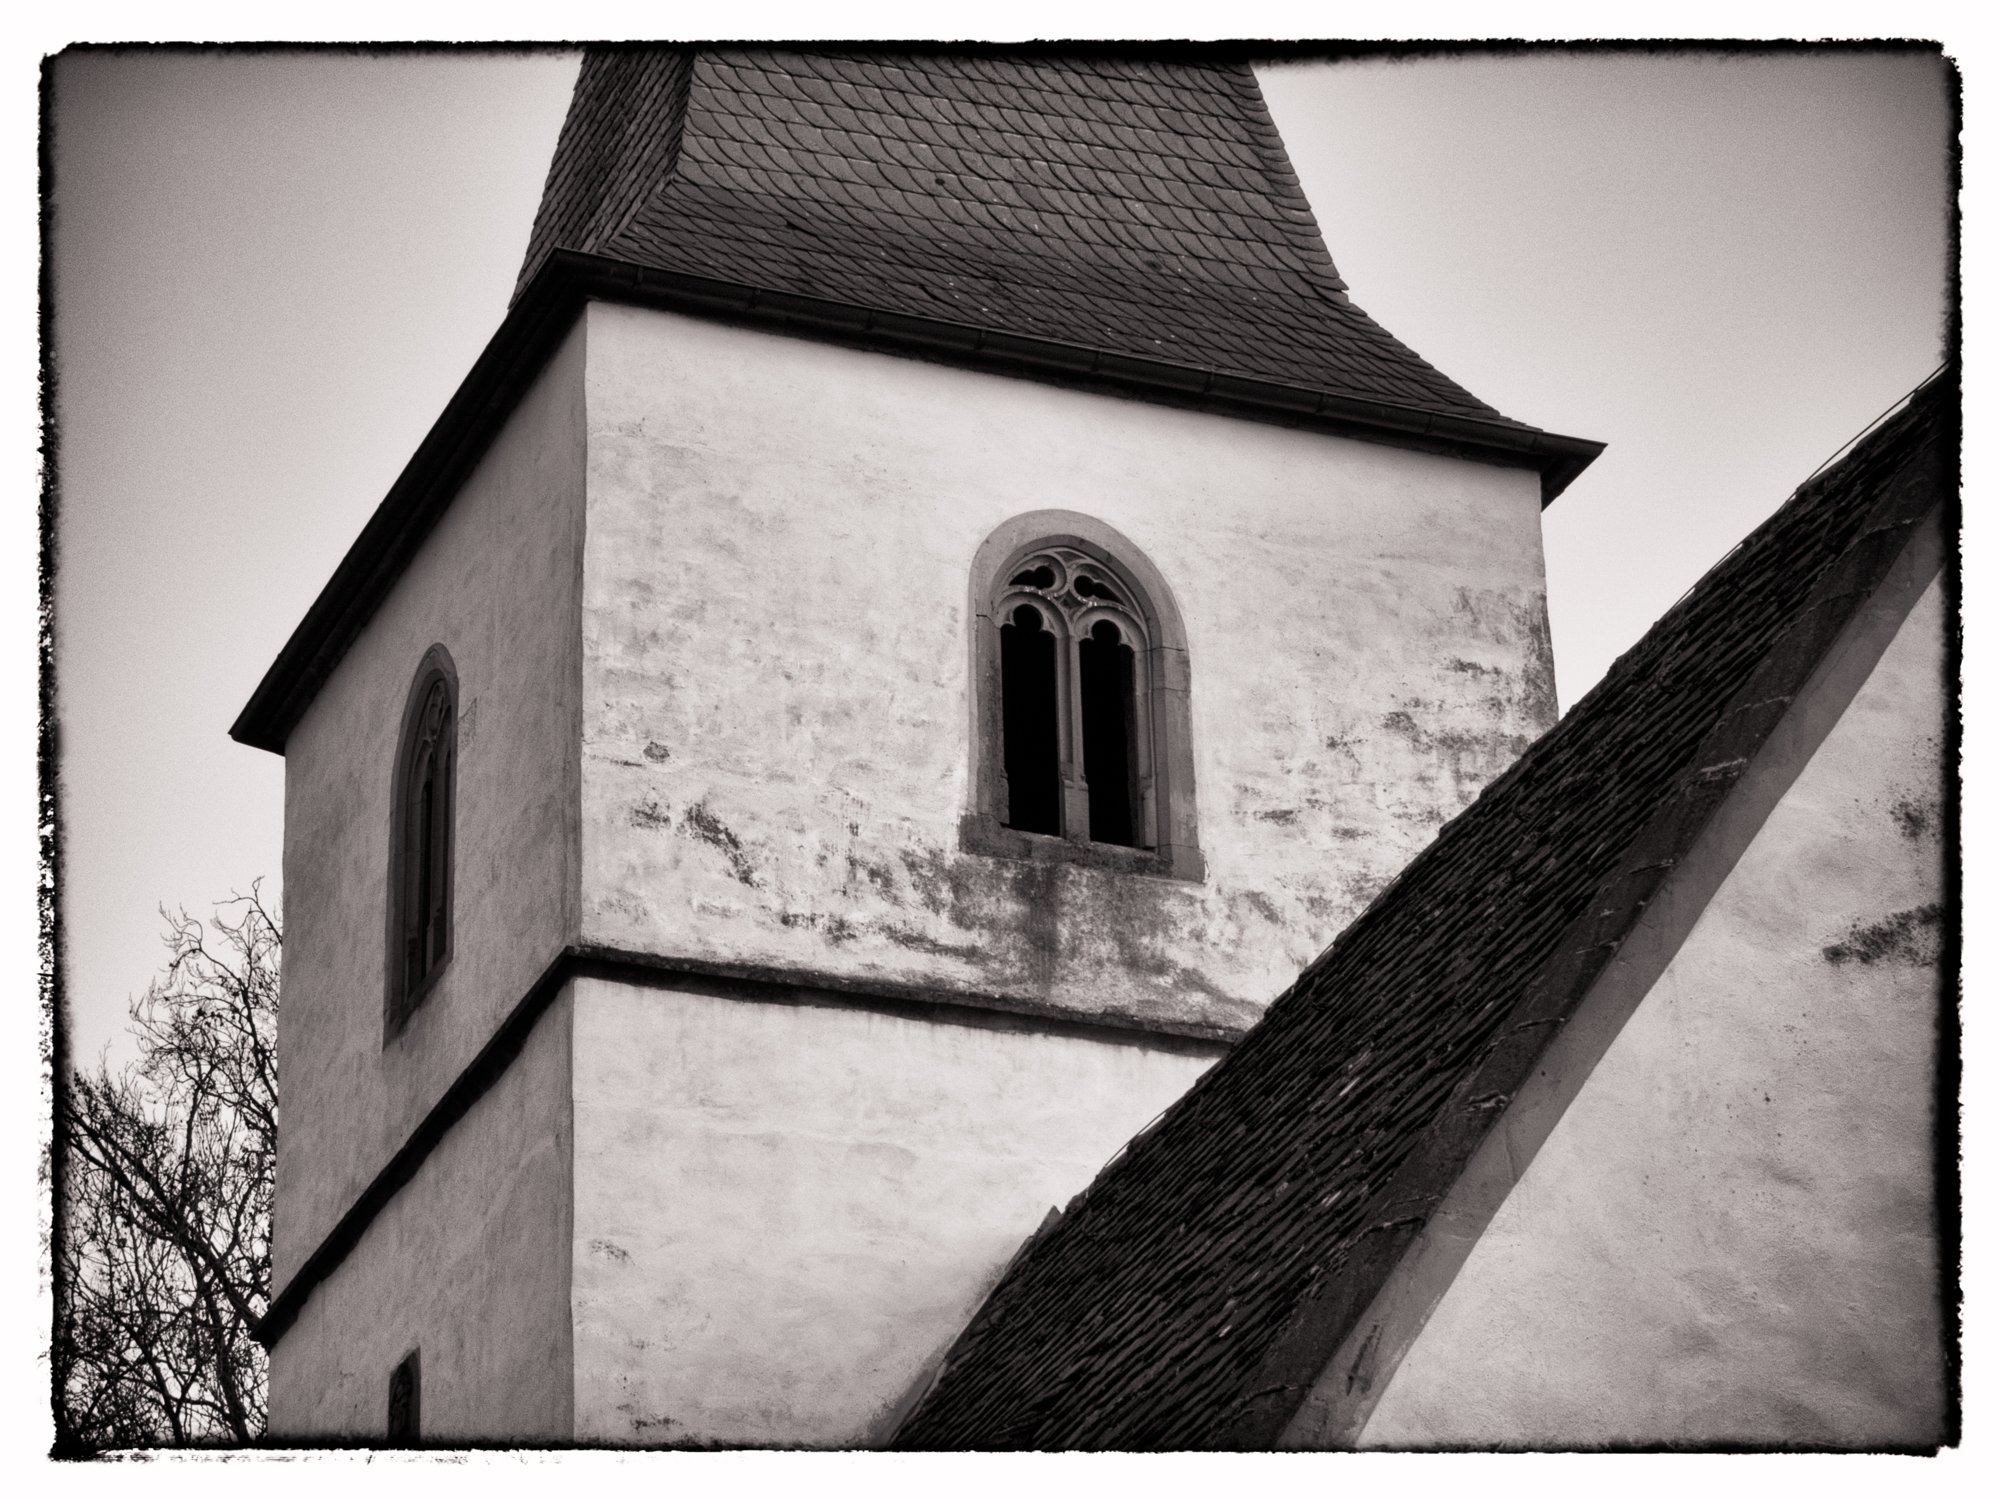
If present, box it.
[268,987,576,1442]
[269,322,587,1425]
[1353,576,1947,1448]
[578,301,1558,1038]
[567,975,1215,1447]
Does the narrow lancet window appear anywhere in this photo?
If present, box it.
[406,691,450,994]
[1079,619,1138,846]
[387,647,457,1039]
[1000,604,1062,836]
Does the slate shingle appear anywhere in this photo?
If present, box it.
[888,370,1954,1450]
[517,46,1532,426]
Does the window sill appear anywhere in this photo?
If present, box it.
[959,814,1205,882]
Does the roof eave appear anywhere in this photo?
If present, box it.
[227,259,592,754]
[571,252,1604,501]
[229,250,1603,754]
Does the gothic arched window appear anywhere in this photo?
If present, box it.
[966,515,1202,881]
[386,646,457,1039]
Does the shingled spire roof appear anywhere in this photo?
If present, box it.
[230,45,1601,756]
[889,368,1954,1450]
[518,47,1528,428]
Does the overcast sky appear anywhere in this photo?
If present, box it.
[48,46,1953,1066]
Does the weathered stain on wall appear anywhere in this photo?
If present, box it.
[274,323,586,1289]
[1821,901,1944,967]
[578,303,1557,1036]
[270,987,576,1442]
[567,976,1215,1447]
[1355,577,1947,1448]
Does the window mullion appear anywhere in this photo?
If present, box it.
[1059,624,1090,840]
[1131,640,1155,848]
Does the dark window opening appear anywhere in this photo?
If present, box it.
[1000,604,1061,836]
[1080,619,1138,846]
[1074,573,1120,603]
[400,679,453,1002]
[389,653,456,1040]
[387,1349,421,1445]
[971,527,1199,879]
[411,762,437,991]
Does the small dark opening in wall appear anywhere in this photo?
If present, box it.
[387,1349,421,1445]
[1080,619,1138,846]
[1000,604,1061,836]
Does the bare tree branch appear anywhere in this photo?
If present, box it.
[55,887,277,1452]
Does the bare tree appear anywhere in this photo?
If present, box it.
[55,889,279,1452]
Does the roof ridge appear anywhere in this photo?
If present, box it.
[512,47,693,305]
[1559,368,1952,723]
[1211,381,1952,1448]
[590,49,697,258]
[1281,369,1954,1030]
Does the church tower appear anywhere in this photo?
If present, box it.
[233,48,1600,1446]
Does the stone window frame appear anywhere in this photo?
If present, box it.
[384,644,458,1043]
[962,511,1202,881]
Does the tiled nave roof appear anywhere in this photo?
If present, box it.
[891,370,1954,1450]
